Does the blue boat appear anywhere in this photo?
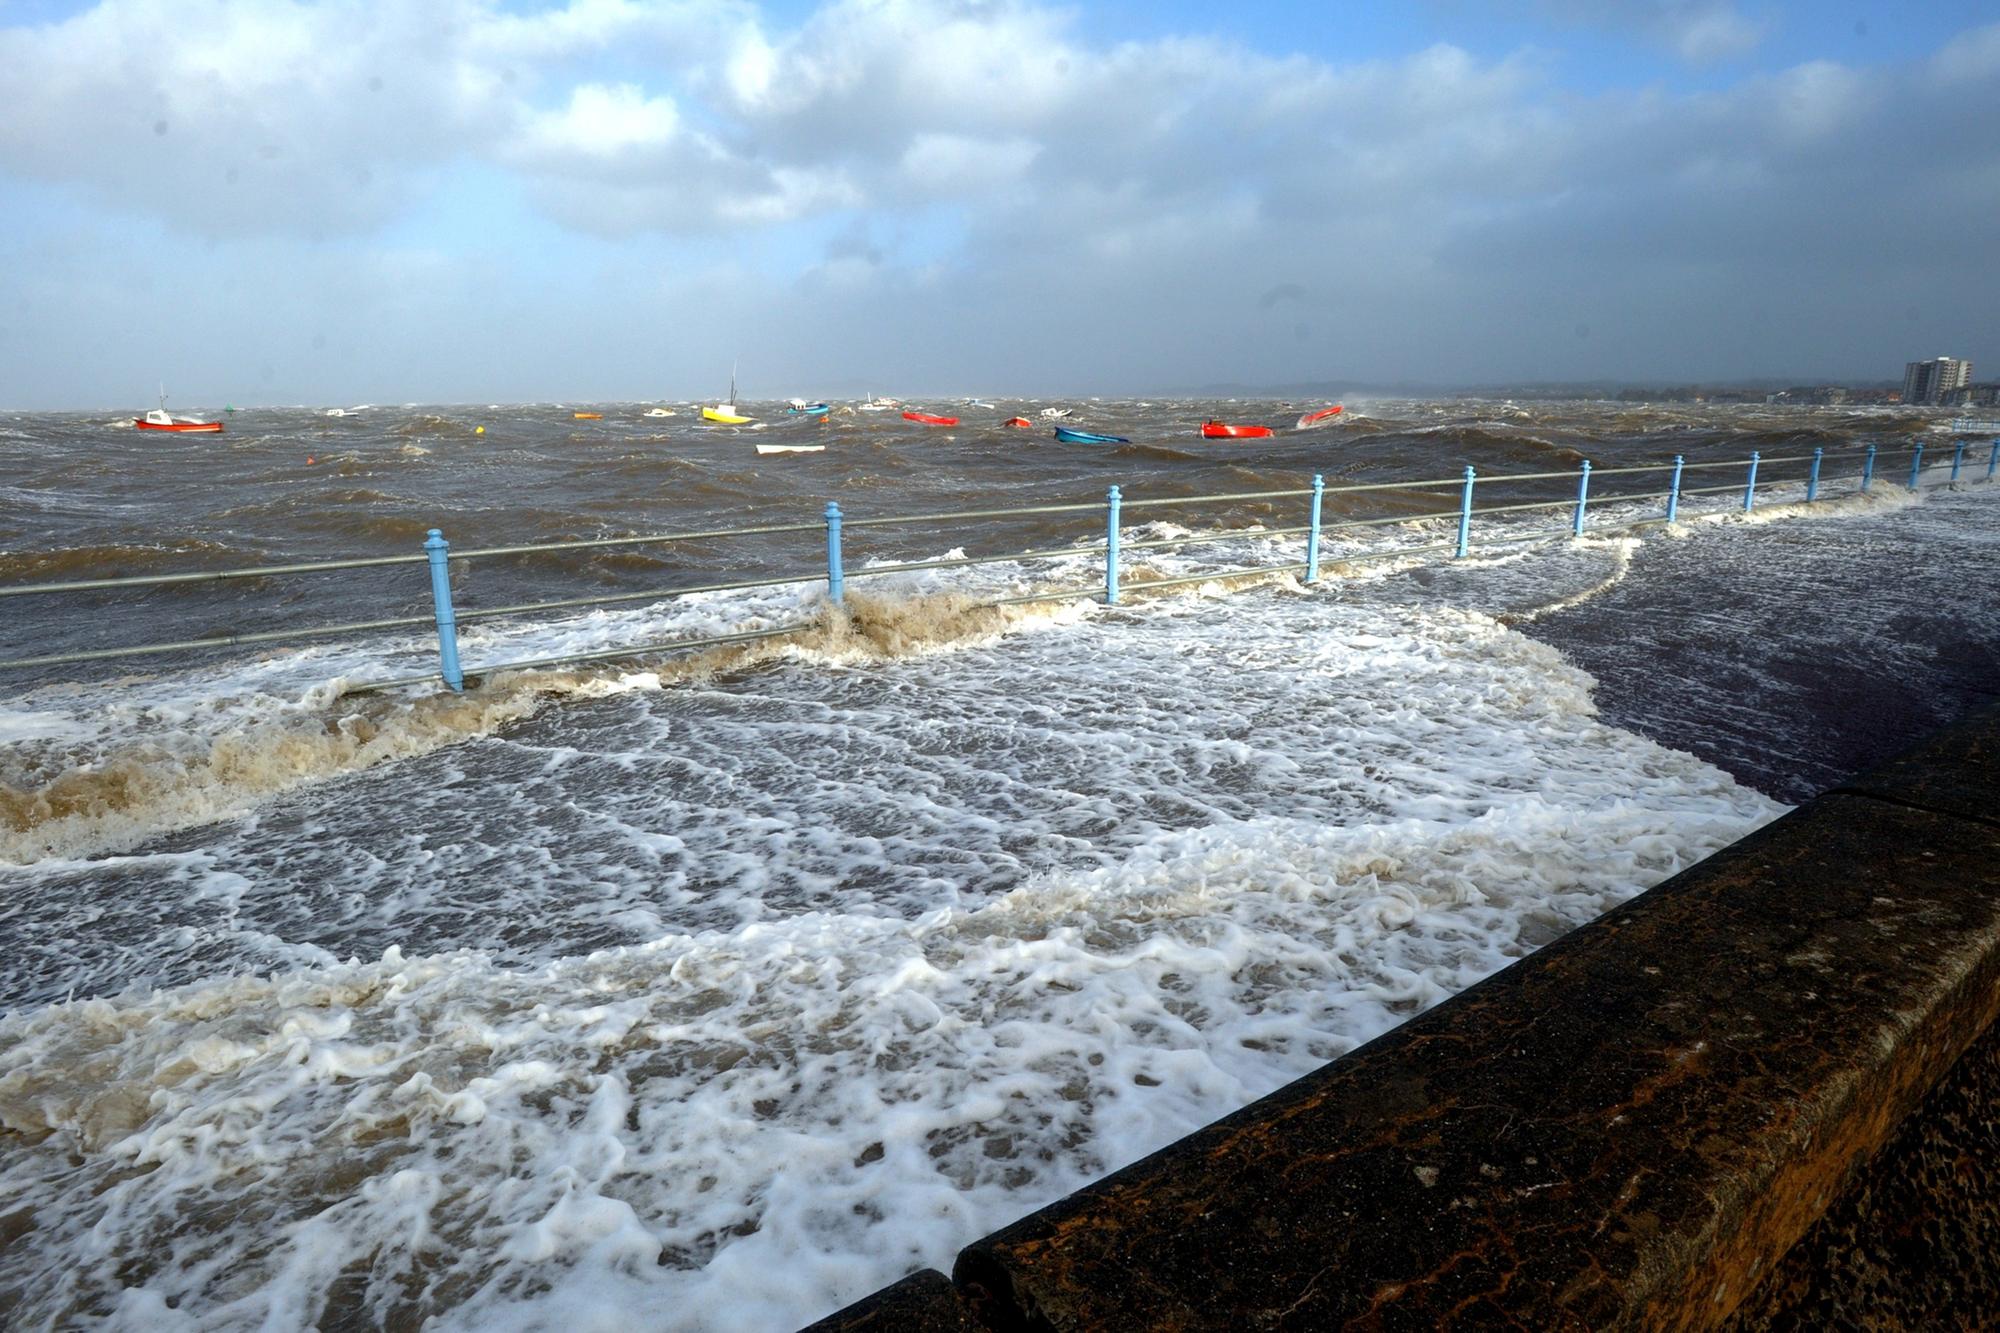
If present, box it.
[787,401,831,418]
[1053,425,1129,444]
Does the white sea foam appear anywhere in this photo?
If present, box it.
[0,591,1778,1329]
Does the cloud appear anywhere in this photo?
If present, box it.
[1535,1,1767,63]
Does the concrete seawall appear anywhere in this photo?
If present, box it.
[803,705,2000,1330]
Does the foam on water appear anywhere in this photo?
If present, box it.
[0,586,1778,1329]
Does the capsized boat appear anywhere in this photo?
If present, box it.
[903,410,959,427]
[756,442,826,455]
[644,407,677,417]
[704,363,754,424]
[1038,407,1073,419]
[1296,404,1345,428]
[1003,416,1033,428]
[1202,421,1273,439]
[133,390,222,433]
[1053,425,1130,444]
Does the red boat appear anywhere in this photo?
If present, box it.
[135,408,222,433]
[903,410,959,427]
[1003,416,1032,428]
[1201,421,1273,439]
[1296,404,1345,427]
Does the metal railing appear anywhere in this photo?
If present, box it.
[3,434,1995,694]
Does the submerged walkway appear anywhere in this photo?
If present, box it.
[810,703,2000,1330]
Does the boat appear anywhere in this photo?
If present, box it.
[787,401,832,418]
[1003,416,1033,428]
[756,442,825,455]
[1054,426,1130,444]
[1296,404,1345,428]
[903,410,959,427]
[133,390,222,433]
[1038,407,1073,419]
[859,395,900,411]
[573,412,603,420]
[644,407,676,417]
[703,364,754,424]
[1202,421,1274,439]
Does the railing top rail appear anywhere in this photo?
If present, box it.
[0,550,429,598]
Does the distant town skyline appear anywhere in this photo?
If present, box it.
[2,1,1998,409]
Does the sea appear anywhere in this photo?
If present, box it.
[1,398,1995,1329]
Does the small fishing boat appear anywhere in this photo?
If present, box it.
[1054,426,1130,445]
[1296,404,1345,428]
[903,410,959,427]
[1003,416,1033,428]
[787,401,832,418]
[1202,421,1273,439]
[573,412,603,420]
[644,407,676,418]
[133,390,222,433]
[756,442,825,455]
[859,395,900,411]
[1038,407,1073,419]
[704,363,754,424]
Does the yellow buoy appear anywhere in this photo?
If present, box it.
[475,425,486,435]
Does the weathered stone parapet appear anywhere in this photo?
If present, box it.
[806,706,2000,1331]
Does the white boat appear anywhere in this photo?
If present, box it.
[756,442,825,455]
[645,407,676,418]
[859,395,900,412]
[1039,407,1074,420]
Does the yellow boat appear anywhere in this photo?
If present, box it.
[703,362,753,425]
[573,412,602,420]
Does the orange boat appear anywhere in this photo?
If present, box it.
[1296,404,1345,427]
[573,412,603,420]
[1003,416,1032,428]
[903,410,959,427]
[1201,420,1273,439]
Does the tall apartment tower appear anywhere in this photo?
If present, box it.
[1903,356,1973,405]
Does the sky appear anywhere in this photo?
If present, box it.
[0,0,1997,407]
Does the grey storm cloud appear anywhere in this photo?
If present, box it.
[0,0,1996,407]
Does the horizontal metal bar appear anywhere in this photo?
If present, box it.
[981,586,1106,609]
[1118,562,1311,593]
[840,501,1105,529]
[1320,539,1465,566]
[453,572,825,623]
[341,622,819,695]
[452,520,826,560]
[1116,487,1312,511]
[0,611,438,671]
[0,550,428,598]
[846,543,1104,579]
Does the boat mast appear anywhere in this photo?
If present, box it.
[730,359,738,407]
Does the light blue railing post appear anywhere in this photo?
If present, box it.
[824,502,844,605]
[1989,438,1999,480]
[1304,473,1324,583]
[1104,486,1122,604]
[1862,444,1876,492]
[1907,442,1924,492]
[1950,439,1965,485]
[1572,460,1592,536]
[1667,455,1684,524]
[1743,451,1760,511]
[1807,447,1822,502]
[423,528,464,692]
[1455,466,1475,558]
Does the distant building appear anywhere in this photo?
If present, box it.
[1969,383,2000,407]
[1903,356,1973,405]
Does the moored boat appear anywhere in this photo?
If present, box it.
[787,401,832,418]
[1201,421,1273,439]
[903,410,959,426]
[1296,404,1345,428]
[573,412,603,420]
[755,442,826,455]
[1053,425,1130,444]
[704,363,754,424]
[133,391,222,433]
[1003,416,1033,428]
[644,407,676,417]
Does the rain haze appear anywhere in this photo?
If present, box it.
[2,0,1998,408]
